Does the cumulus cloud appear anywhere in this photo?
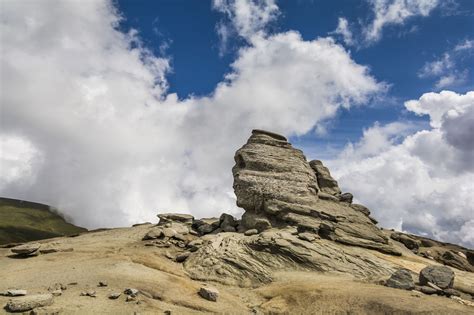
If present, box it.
[418,39,473,89]
[0,0,383,228]
[329,91,474,247]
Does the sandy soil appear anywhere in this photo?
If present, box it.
[0,224,473,314]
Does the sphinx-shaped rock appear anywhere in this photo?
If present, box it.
[232,129,399,255]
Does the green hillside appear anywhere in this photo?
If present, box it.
[0,197,87,245]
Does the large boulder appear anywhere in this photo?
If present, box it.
[232,129,399,256]
[419,265,455,289]
[385,269,415,290]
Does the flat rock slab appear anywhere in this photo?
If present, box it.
[11,243,40,255]
[5,293,53,312]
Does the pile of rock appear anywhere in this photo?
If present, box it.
[390,232,474,272]
[385,265,462,298]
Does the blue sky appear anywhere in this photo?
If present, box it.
[117,0,474,154]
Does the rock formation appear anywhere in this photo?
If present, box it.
[232,129,398,255]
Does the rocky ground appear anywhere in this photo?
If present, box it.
[1,130,473,314]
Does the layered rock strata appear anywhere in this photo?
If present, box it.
[232,129,398,255]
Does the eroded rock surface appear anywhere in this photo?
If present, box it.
[232,129,399,256]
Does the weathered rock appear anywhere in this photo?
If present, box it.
[232,130,399,256]
[298,232,318,242]
[244,229,258,236]
[184,231,398,287]
[175,251,191,262]
[81,290,96,297]
[142,228,163,240]
[124,288,139,297]
[419,265,454,289]
[98,281,108,287]
[309,160,341,196]
[193,218,220,235]
[1,289,27,296]
[220,213,238,229]
[350,204,371,216]
[443,288,461,297]
[158,213,194,225]
[391,232,420,250]
[10,243,40,257]
[5,294,53,312]
[198,286,219,302]
[339,193,353,204]
[108,292,121,299]
[418,285,438,295]
[385,268,415,290]
[51,289,62,296]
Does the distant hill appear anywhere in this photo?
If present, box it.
[0,197,87,245]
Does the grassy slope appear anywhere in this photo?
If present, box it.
[0,197,87,244]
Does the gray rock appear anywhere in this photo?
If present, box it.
[309,160,341,196]
[385,268,415,290]
[197,223,216,235]
[198,286,219,302]
[419,265,454,289]
[244,229,259,236]
[339,193,353,204]
[418,285,438,295]
[443,288,461,297]
[108,292,121,299]
[5,293,53,312]
[124,288,139,297]
[175,251,191,262]
[220,213,238,228]
[80,290,96,297]
[391,232,420,250]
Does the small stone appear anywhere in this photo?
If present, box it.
[5,294,53,312]
[126,295,136,302]
[244,229,258,236]
[108,292,121,299]
[198,286,219,302]
[98,281,108,287]
[175,251,191,262]
[51,289,62,296]
[164,311,172,315]
[124,288,139,297]
[419,286,438,295]
[5,289,27,296]
[443,288,461,297]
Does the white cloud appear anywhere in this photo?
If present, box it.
[332,17,354,46]
[332,0,439,46]
[329,91,474,247]
[364,0,439,43]
[0,0,383,228]
[418,39,473,89]
[213,0,279,41]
